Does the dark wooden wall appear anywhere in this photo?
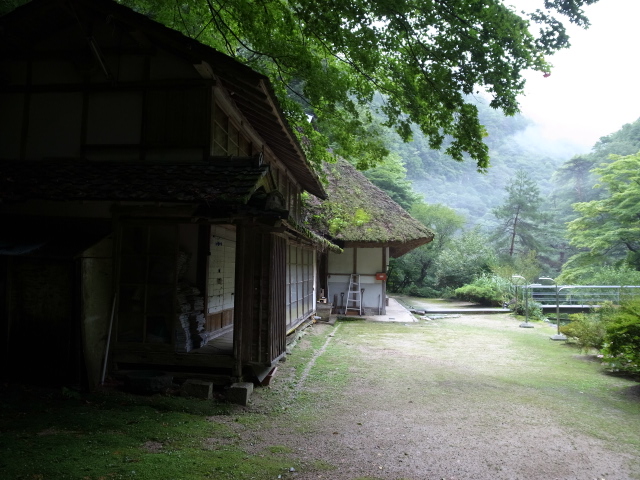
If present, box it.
[206,309,233,331]
[234,225,286,373]
[3,257,81,385]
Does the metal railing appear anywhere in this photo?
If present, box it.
[526,285,640,306]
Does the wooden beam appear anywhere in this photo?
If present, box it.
[197,224,210,299]
[0,78,215,94]
[112,347,235,369]
[112,205,198,218]
[19,59,32,161]
[353,247,358,274]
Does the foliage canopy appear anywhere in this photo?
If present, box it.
[363,153,421,210]
[388,203,465,294]
[101,0,600,169]
[566,152,640,273]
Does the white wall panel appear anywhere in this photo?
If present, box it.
[207,226,236,314]
[329,247,353,274]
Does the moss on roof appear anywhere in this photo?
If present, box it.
[284,217,342,253]
[304,159,434,256]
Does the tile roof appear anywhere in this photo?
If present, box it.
[0,160,268,205]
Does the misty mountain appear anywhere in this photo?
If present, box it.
[393,98,640,229]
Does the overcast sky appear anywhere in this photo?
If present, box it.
[513,0,640,153]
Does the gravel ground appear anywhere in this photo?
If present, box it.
[210,304,640,480]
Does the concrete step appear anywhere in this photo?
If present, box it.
[412,307,510,315]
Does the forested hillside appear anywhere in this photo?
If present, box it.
[382,97,588,226]
[376,112,640,298]
[366,96,640,232]
[552,120,640,216]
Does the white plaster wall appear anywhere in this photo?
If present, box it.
[327,274,384,314]
[208,225,236,313]
[327,247,385,314]
[329,247,354,273]
[359,276,384,314]
[358,248,384,274]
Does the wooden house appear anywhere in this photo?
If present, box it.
[305,159,434,315]
[0,0,334,390]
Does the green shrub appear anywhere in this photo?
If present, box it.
[454,274,510,306]
[440,286,457,300]
[405,284,439,298]
[602,298,640,374]
[512,300,544,321]
[454,283,499,305]
[559,319,580,339]
[561,313,609,351]
[559,302,621,352]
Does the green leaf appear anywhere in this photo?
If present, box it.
[112,0,594,169]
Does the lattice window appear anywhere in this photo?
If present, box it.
[286,245,315,329]
[212,102,251,156]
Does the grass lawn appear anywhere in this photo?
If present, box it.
[1,303,639,479]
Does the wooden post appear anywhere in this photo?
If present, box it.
[232,222,248,380]
[353,247,358,274]
[381,247,388,315]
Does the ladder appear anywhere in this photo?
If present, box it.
[346,274,362,315]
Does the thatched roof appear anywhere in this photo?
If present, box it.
[304,159,434,257]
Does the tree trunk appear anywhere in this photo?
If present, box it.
[509,207,520,257]
[415,259,434,286]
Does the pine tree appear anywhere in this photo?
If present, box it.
[492,170,549,257]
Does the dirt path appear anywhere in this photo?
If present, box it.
[212,302,640,480]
